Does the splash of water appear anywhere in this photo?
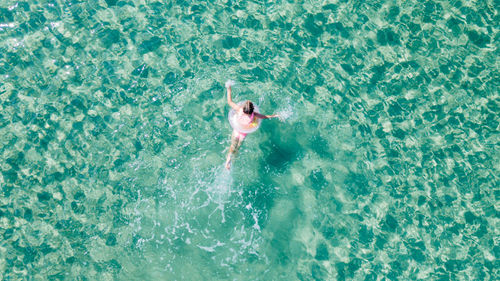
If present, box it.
[205,166,233,222]
[275,98,295,122]
[225,79,236,88]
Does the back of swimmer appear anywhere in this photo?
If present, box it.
[224,80,280,170]
[229,100,261,134]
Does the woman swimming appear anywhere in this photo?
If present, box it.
[224,81,279,170]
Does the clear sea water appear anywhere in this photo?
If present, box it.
[0,0,498,280]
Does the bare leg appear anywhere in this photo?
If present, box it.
[225,131,244,170]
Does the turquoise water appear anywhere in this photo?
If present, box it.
[0,0,498,280]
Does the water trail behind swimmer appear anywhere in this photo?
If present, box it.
[206,167,232,222]
[211,167,232,195]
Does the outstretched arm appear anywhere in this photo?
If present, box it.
[254,112,279,119]
[226,83,239,111]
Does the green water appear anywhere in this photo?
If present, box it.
[0,0,498,280]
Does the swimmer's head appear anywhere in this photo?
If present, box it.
[242,100,254,115]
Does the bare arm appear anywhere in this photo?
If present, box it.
[226,85,239,111]
[254,112,279,119]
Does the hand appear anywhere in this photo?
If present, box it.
[272,114,285,121]
[225,80,235,89]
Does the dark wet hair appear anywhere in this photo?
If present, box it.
[242,100,254,114]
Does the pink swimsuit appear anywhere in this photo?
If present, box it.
[234,112,255,140]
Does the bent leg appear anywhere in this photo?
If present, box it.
[225,130,246,170]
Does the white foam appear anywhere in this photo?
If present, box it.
[197,241,225,252]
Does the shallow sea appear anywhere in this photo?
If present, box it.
[0,0,498,280]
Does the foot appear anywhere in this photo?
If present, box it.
[225,158,231,170]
